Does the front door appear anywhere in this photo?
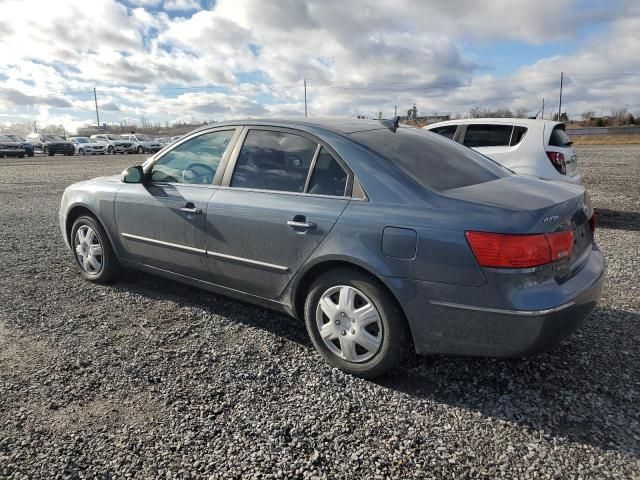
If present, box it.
[114,128,239,280]
[205,128,351,299]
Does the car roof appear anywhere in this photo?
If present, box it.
[425,118,563,129]
[188,117,391,136]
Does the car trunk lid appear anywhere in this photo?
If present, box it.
[444,175,593,276]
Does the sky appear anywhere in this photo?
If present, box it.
[0,0,639,132]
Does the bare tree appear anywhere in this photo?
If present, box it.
[515,107,529,118]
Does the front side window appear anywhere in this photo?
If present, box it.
[231,130,317,193]
[430,125,457,140]
[151,129,235,184]
[307,148,348,196]
[463,125,513,147]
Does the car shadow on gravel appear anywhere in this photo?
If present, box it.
[107,272,638,458]
[110,270,313,348]
[378,307,640,458]
[595,208,640,231]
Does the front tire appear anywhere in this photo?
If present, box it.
[137,146,144,154]
[70,215,120,283]
[304,268,409,378]
[107,146,114,155]
[79,148,84,155]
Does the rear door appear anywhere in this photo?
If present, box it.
[205,127,351,299]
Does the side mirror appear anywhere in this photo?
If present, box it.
[122,165,144,183]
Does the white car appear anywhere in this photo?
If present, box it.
[121,134,163,154]
[89,134,135,155]
[424,118,582,185]
[69,136,107,155]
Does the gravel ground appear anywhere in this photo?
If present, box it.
[0,147,639,479]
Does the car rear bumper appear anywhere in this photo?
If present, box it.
[386,245,605,357]
[564,172,583,185]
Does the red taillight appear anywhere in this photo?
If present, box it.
[546,231,574,261]
[589,213,596,232]
[546,151,566,175]
[465,231,574,268]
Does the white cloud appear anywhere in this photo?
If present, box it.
[164,0,201,11]
[1,0,639,131]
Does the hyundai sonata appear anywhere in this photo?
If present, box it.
[59,118,605,377]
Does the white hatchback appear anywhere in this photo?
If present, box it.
[424,118,582,185]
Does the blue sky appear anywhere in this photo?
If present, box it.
[1,0,639,132]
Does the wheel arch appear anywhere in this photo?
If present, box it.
[65,204,114,248]
[290,257,407,324]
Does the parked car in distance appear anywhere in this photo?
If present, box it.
[89,134,135,155]
[69,137,107,155]
[0,134,26,158]
[168,135,183,144]
[424,119,582,185]
[60,118,604,378]
[4,134,34,156]
[155,137,170,145]
[121,134,163,154]
[26,133,75,156]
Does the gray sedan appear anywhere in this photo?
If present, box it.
[59,118,605,377]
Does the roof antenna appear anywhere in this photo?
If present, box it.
[380,115,400,132]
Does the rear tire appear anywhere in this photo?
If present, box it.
[107,146,114,155]
[79,148,84,155]
[70,215,120,284]
[304,268,409,378]
[137,146,144,154]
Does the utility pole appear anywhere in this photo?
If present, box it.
[541,98,544,119]
[394,105,397,116]
[33,122,37,133]
[557,72,563,121]
[94,87,101,127]
[303,79,307,117]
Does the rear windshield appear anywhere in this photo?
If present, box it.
[350,127,509,191]
[549,125,572,147]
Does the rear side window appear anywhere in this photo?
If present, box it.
[549,125,572,147]
[463,125,513,147]
[511,126,527,146]
[351,128,508,192]
[231,130,317,193]
[307,148,348,196]
[430,125,457,140]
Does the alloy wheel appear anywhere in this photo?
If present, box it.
[74,225,103,274]
[315,285,383,363]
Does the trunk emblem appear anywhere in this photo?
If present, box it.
[543,215,559,223]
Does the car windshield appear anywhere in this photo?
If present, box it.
[350,127,509,192]
[43,135,65,141]
[7,135,25,142]
[106,135,121,140]
[74,137,90,143]
[136,134,153,141]
[0,135,14,142]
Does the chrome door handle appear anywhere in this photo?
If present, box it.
[287,220,316,230]
[180,205,202,215]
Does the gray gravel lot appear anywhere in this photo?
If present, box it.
[0,147,639,479]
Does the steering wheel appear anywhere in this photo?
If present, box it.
[182,162,215,184]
